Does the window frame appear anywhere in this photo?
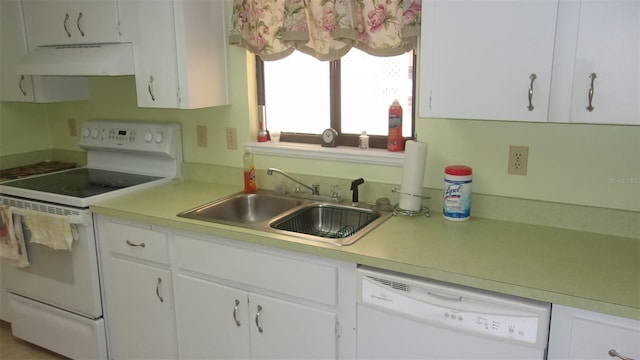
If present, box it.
[255,51,417,149]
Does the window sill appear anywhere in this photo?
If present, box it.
[245,141,404,167]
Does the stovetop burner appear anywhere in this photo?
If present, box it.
[1,168,163,198]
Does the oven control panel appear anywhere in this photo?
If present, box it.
[79,120,181,158]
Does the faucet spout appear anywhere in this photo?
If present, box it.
[267,168,319,195]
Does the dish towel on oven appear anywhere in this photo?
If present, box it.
[0,206,30,267]
[24,210,78,251]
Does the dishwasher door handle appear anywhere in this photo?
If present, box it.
[427,291,463,302]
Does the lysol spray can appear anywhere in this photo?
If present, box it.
[443,165,472,221]
[387,99,403,152]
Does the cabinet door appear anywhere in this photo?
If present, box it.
[249,293,337,359]
[0,0,33,102]
[0,0,89,102]
[548,304,640,359]
[175,275,251,359]
[21,0,120,47]
[107,258,177,359]
[550,0,639,124]
[118,0,229,109]
[418,0,558,121]
[118,0,180,108]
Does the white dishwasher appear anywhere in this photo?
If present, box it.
[356,266,551,359]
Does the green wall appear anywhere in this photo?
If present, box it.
[1,46,639,212]
[0,102,49,154]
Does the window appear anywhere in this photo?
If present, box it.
[257,49,416,149]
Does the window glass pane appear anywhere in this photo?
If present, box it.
[341,49,413,136]
[263,52,330,134]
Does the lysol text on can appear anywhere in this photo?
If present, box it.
[443,165,472,221]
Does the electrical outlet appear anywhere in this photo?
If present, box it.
[508,145,529,175]
[226,127,238,150]
[197,125,208,147]
[67,118,77,137]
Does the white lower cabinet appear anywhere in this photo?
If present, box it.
[548,304,640,359]
[248,293,337,359]
[177,276,337,359]
[98,217,178,359]
[176,276,250,359]
[97,215,356,359]
[174,234,353,359]
[108,258,177,359]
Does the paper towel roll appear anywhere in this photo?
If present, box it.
[399,140,428,211]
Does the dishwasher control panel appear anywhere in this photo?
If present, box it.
[357,267,550,348]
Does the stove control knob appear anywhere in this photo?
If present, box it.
[144,131,153,143]
[153,131,164,144]
[90,129,100,139]
[82,128,91,138]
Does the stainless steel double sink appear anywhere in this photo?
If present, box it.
[177,191,393,246]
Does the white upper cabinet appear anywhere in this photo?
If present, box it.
[21,0,121,47]
[118,0,230,109]
[419,0,559,122]
[419,0,639,125]
[8,0,228,108]
[549,0,640,125]
[0,0,89,102]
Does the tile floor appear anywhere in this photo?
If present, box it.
[0,321,68,359]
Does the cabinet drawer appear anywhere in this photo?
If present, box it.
[105,221,169,264]
[175,236,337,306]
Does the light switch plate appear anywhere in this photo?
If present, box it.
[67,118,77,137]
[226,127,238,150]
[197,125,208,147]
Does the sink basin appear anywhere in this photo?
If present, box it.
[178,192,305,225]
[178,192,393,246]
[270,204,393,246]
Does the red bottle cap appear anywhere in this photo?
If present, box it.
[445,165,472,176]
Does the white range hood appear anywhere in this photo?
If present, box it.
[16,43,134,76]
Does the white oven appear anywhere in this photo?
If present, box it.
[0,120,182,359]
[0,198,105,359]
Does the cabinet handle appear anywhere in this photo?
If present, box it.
[155,277,164,303]
[63,13,71,37]
[148,76,156,101]
[586,72,597,112]
[255,305,264,333]
[527,73,537,111]
[233,299,241,326]
[125,239,146,248]
[609,349,635,360]
[18,75,27,96]
[76,12,85,37]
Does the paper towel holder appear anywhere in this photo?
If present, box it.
[391,188,430,217]
[391,187,429,199]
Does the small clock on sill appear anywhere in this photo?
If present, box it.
[321,128,338,147]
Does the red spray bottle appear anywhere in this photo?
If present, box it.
[387,99,403,152]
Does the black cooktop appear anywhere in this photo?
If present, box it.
[1,168,163,198]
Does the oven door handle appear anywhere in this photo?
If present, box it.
[10,207,85,225]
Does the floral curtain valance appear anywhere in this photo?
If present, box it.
[229,0,422,61]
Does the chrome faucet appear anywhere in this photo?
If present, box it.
[267,168,320,195]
